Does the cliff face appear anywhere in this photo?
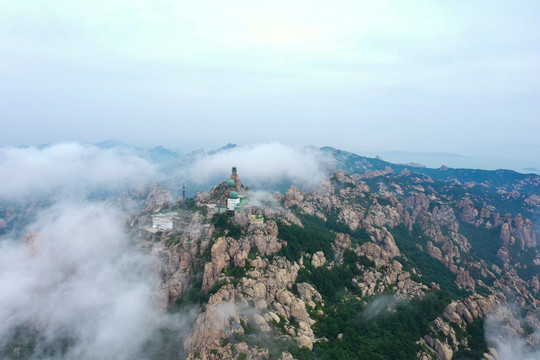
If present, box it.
[135,169,539,360]
[145,182,173,212]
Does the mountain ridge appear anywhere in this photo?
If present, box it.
[125,166,539,359]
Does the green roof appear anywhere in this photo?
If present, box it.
[227,179,235,187]
[229,191,239,199]
[256,215,264,219]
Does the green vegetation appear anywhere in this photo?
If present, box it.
[282,217,454,359]
[224,265,247,280]
[174,260,253,312]
[166,233,181,246]
[234,317,316,360]
[275,212,467,358]
[212,213,242,240]
[306,292,451,359]
[224,262,252,285]
[296,249,374,303]
[330,177,355,195]
[173,273,225,311]
[345,249,376,268]
[170,198,208,216]
[467,266,493,285]
[454,317,488,359]
[289,347,317,360]
[458,222,503,267]
[323,210,372,245]
[297,258,362,302]
[173,272,206,310]
[376,197,393,207]
[271,314,287,331]
[0,327,74,360]
[277,216,335,262]
[389,225,467,299]
[277,213,374,263]
[523,323,535,336]
[475,284,491,297]
[510,247,540,282]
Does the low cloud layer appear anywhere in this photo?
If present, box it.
[0,142,335,204]
[186,143,333,189]
[0,141,336,358]
[0,143,157,202]
[484,305,540,360]
[363,295,407,320]
[0,201,189,359]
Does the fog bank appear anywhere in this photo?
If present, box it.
[0,143,157,202]
[0,201,189,359]
[185,143,333,189]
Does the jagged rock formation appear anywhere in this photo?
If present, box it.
[150,213,213,308]
[443,294,503,325]
[130,167,540,360]
[3,147,540,360]
[145,182,173,212]
[249,221,281,255]
[198,166,248,205]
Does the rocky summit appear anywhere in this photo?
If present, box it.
[127,165,539,360]
[3,161,539,360]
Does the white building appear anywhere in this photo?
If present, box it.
[152,215,173,230]
[227,198,240,210]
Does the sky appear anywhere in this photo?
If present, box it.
[1,0,539,171]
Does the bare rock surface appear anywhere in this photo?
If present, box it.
[145,182,173,212]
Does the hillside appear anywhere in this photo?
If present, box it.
[323,147,540,217]
[130,167,539,360]
[1,147,539,360]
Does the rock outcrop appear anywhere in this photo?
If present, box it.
[249,220,281,255]
[443,294,502,325]
[145,182,173,212]
[150,215,213,308]
[133,168,540,359]
[284,186,304,208]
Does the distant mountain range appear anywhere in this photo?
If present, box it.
[322,147,540,217]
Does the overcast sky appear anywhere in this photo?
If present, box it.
[1,0,539,170]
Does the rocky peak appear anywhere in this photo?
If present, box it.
[457,197,478,225]
[402,193,430,220]
[198,167,249,205]
[284,186,304,208]
[145,182,172,212]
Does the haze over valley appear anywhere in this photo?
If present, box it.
[0,142,539,359]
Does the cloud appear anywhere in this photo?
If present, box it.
[363,295,407,320]
[246,190,282,208]
[185,143,333,189]
[484,305,540,360]
[0,201,191,359]
[0,143,157,202]
[0,141,337,358]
